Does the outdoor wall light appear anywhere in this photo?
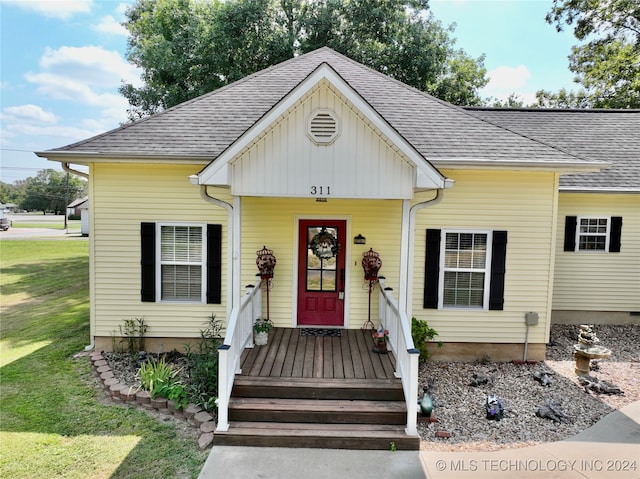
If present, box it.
[354,234,366,245]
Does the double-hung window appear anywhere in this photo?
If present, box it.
[159,224,205,302]
[563,216,622,253]
[440,230,492,309]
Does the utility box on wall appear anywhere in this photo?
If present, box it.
[525,311,539,326]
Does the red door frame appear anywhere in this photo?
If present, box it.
[296,219,347,327]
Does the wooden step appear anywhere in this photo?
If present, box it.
[232,376,404,401]
[213,422,420,450]
[228,397,407,424]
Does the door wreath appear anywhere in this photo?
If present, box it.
[309,227,339,259]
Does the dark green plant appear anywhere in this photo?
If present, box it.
[185,314,223,411]
[411,317,442,363]
[253,317,273,334]
[119,316,148,354]
[138,356,188,409]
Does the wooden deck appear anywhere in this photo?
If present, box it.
[239,328,397,380]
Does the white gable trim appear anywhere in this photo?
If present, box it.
[195,63,447,190]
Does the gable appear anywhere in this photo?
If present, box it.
[194,63,448,198]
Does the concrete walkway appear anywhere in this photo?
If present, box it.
[198,401,639,479]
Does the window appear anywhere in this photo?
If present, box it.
[141,223,222,303]
[441,231,491,309]
[159,225,205,301]
[564,216,622,253]
[424,229,507,311]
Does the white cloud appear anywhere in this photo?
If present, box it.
[3,0,93,20]
[92,15,128,36]
[481,65,538,105]
[4,104,57,123]
[38,45,140,87]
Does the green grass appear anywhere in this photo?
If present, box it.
[0,240,208,478]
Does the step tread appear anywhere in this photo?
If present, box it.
[228,397,407,412]
[234,377,402,388]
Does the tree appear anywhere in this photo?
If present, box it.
[537,0,640,108]
[19,169,86,215]
[120,0,488,119]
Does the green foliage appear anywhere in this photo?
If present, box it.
[118,317,148,354]
[185,314,223,411]
[539,0,640,108]
[18,169,87,215]
[120,0,488,119]
[253,317,274,334]
[139,356,188,408]
[0,240,207,478]
[411,317,441,363]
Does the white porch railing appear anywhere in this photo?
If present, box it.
[216,278,262,432]
[377,277,419,436]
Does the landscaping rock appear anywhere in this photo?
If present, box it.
[198,433,214,450]
[150,397,168,410]
[100,371,115,381]
[96,365,111,374]
[184,404,201,420]
[109,383,127,398]
[135,390,151,404]
[193,411,213,428]
[103,378,119,390]
[200,421,216,434]
[93,359,108,368]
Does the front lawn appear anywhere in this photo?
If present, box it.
[0,240,208,478]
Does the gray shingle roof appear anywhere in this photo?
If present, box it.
[43,48,598,170]
[465,107,640,192]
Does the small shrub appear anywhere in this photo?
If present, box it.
[186,314,223,411]
[138,356,188,408]
[411,317,442,363]
[118,317,148,354]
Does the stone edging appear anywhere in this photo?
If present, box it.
[89,351,215,449]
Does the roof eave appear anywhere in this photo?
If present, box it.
[431,157,609,173]
[559,186,640,194]
[35,150,213,164]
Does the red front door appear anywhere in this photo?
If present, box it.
[297,220,346,326]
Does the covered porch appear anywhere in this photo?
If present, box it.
[215,277,421,450]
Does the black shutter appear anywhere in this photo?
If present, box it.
[207,224,222,304]
[609,217,622,252]
[423,229,441,309]
[489,231,508,311]
[564,216,577,252]
[140,222,156,302]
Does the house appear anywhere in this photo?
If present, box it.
[67,196,88,217]
[67,196,90,236]
[464,108,640,325]
[36,47,638,447]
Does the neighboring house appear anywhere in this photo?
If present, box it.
[67,196,88,217]
[465,108,640,325]
[37,47,621,360]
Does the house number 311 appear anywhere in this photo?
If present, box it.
[310,186,331,195]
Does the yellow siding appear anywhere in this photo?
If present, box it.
[241,197,402,328]
[92,163,230,338]
[554,192,640,312]
[412,170,558,344]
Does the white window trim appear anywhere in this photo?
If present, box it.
[575,216,611,253]
[156,222,207,303]
[438,229,493,311]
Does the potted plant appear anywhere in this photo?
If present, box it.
[372,327,389,354]
[253,318,273,346]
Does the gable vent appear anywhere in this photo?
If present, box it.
[307,110,339,145]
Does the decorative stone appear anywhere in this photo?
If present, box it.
[198,433,214,450]
[120,388,137,401]
[435,431,451,439]
[200,421,216,434]
[150,397,167,409]
[100,371,115,381]
[135,390,151,404]
[93,359,108,367]
[109,383,127,398]
[96,365,111,374]
[193,411,213,428]
[103,378,119,390]
[184,404,201,420]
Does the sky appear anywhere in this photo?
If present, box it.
[0,0,582,184]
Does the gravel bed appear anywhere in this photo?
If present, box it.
[418,323,640,451]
